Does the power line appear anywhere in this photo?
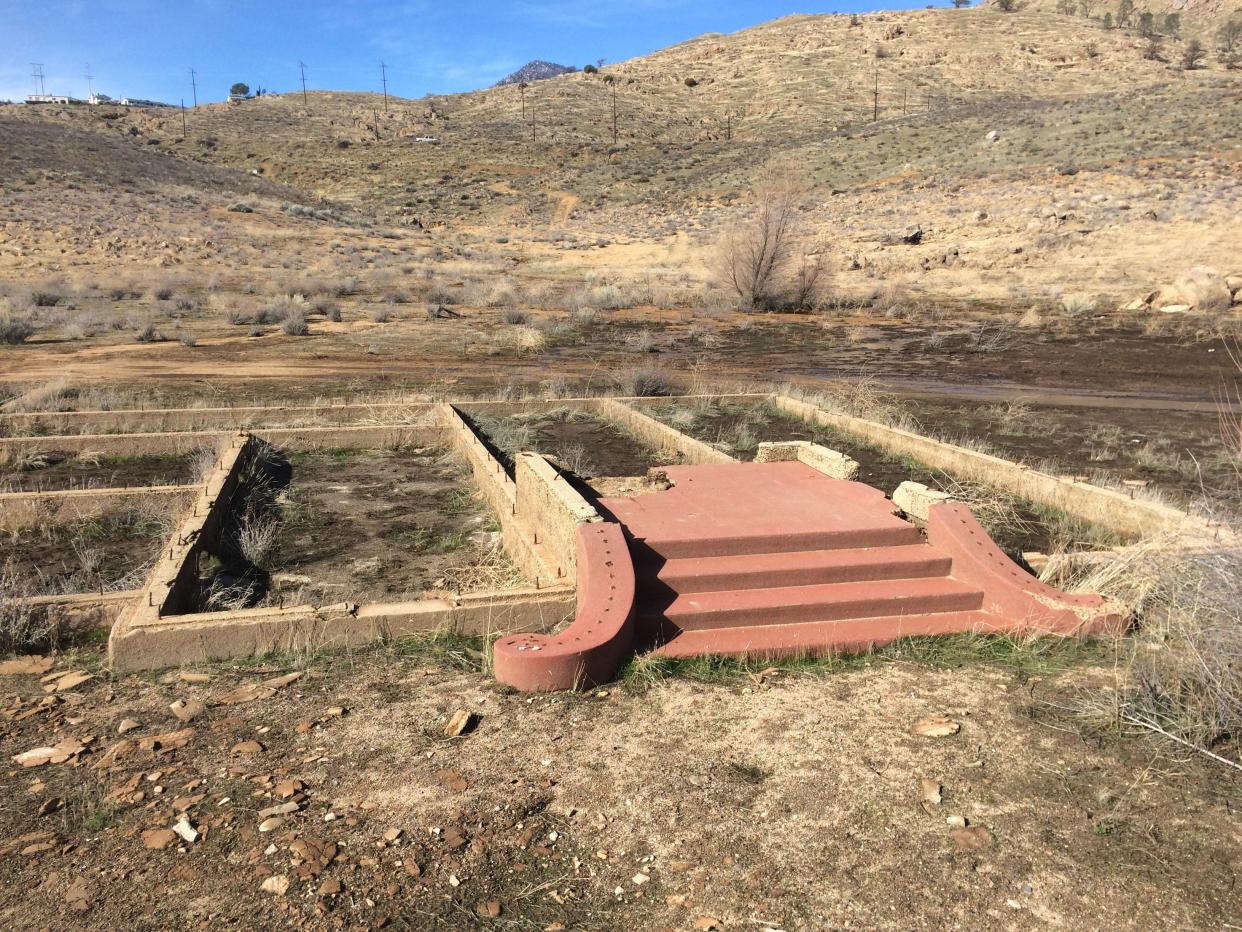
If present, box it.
[189,67,198,107]
[380,60,388,112]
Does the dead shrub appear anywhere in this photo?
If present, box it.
[716,166,813,310]
[615,365,678,397]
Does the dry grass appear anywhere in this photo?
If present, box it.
[1049,535,1242,771]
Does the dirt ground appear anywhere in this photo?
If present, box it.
[268,448,520,604]
[0,640,1237,930]
[468,409,669,478]
[0,453,198,494]
[0,510,170,595]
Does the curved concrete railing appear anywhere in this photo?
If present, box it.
[927,502,1126,636]
[493,522,635,692]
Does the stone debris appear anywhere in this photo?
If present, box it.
[13,737,91,767]
[142,827,177,850]
[230,740,265,755]
[170,699,206,723]
[950,826,993,850]
[260,874,290,895]
[0,656,54,676]
[117,718,142,735]
[920,778,942,812]
[443,708,475,738]
[41,671,93,693]
[172,818,200,844]
[911,715,961,738]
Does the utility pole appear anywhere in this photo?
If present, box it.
[380,61,388,112]
[611,84,618,146]
[189,67,198,108]
[85,63,94,101]
[531,96,536,144]
[519,82,527,122]
[181,99,187,137]
[872,68,879,122]
[299,61,308,106]
[30,63,46,97]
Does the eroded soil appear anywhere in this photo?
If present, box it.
[0,642,1237,930]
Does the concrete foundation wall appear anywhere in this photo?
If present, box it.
[595,399,736,466]
[107,433,251,669]
[514,453,601,585]
[0,400,434,436]
[438,404,561,587]
[0,486,193,532]
[773,393,1200,539]
[110,588,575,672]
[0,425,443,465]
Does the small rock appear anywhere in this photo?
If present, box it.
[172,819,199,844]
[911,715,961,738]
[261,874,290,895]
[142,828,177,850]
[443,709,475,738]
[170,699,205,723]
[118,719,141,735]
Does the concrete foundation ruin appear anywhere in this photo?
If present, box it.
[1,389,1219,688]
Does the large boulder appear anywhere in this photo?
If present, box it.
[1160,267,1232,313]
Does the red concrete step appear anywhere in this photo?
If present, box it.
[631,523,923,561]
[641,545,953,594]
[653,610,998,659]
[652,577,985,631]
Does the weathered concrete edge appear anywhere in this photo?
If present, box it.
[514,452,601,586]
[437,404,560,587]
[773,392,1201,540]
[0,424,445,464]
[0,486,194,532]
[0,395,766,436]
[107,434,251,666]
[109,588,576,673]
[593,398,736,466]
[0,400,435,435]
[755,440,860,480]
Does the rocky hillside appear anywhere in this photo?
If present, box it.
[495,61,578,86]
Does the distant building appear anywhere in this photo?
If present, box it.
[118,97,173,108]
[88,93,112,105]
[25,94,73,105]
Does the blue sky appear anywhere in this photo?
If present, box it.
[2,1,934,105]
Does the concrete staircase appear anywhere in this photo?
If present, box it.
[632,529,986,657]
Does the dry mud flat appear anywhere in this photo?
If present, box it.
[0,646,1238,930]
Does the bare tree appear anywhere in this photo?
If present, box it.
[717,169,806,309]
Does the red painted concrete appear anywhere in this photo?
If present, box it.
[492,522,634,692]
[602,462,920,558]
[926,502,1126,636]
[498,462,1124,690]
